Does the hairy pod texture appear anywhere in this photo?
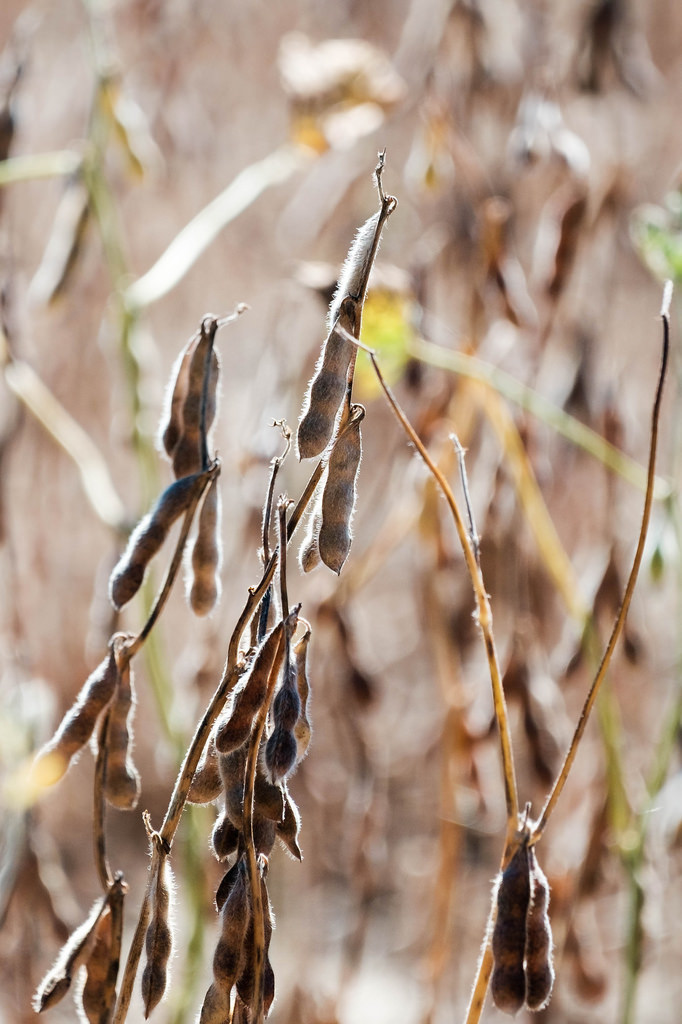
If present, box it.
[33,648,119,786]
[328,210,381,325]
[211,810,240,862]
[79,882,124,1024]
[277,787,302,861]
[525,848,555,1011]
[293,627,312,760]
[235,876,274,1014]
[187,739,222,805]
[491,842,531,1016]
[103,660,141,809]
[171,320,221,479]
[108,473,201,610]
[319,410,363,574]
[296,323,354,460]
[298,500,322,574]
[188,475,222,616]
[33,897,108,1012]
[211,860,250,999]
[215,623,283,754]
[141,855,174,1018]
[264,652,300,783]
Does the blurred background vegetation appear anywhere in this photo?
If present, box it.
[1,1,681,1022]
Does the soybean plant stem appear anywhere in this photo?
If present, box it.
[533,283,671,841]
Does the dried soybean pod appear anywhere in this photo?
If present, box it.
[297,322,354,460]
[187,738,222,804]
[109,473,201,610]
[264,725,297,784]
[277,787,302,861]
[103,659,141,810]
[215,860,241,913]
[524,847,555,1012]
[33,897,108,1012]
[215,622,284,754]
[219,744,248,829]
[189,475,222,616]
[33,649,119,786]
[141,853,174,1018]
[254,770,285,823]
[298,499,323,573]
[318,407,363,574]
[199,982,230,1024]
[293,626,312,761]
[327,210,381,328]
[80,878,124,1024]
[212,859,250,999]
[491,841,531,1016]
[211,810,240,862]
[252,813,277,858]
[158,332,198,459]
[236,876,274,1010]
[172,318,220,479]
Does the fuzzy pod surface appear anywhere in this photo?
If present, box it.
[189,475,222,616]
[34,649,119,786]
[491,841,531,1015]
[215,622,283,754]
[318,410,363,574]
[524,847,555,1011]
[296,323,354,460]
[103,661,141,809]
[108,473,201,610]
[141,855,174,1018]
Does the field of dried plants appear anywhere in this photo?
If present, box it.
[1,2,682,1023]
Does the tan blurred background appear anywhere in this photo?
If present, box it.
[1,1,682,1022]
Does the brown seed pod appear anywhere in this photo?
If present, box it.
[219,745,248,830]
[141,853,174,1018]
[187,738,222,805]
[264,725,298,784]
[211,811,240,862]
[524,847,555,1012]
[236,877,274,1012]
[318,408,363,574]
[33,648,119,787]
[297,322,354,460]
[327,210,381,328]
[33,896,108,1012]
[252,814,277,858]
[277,787,302,861]
[198,982,231,1024]
[159,334,197,460]
[491,841,531,1016]
[80,878,125,1024]
[212,860,250,997]
[298,499,322,574]
[293,626,312,761]
[109,473,201,610]
[254,769,285,823]
[188,475,222,616]
[215,860,241,913]
[172,319,221,479]
[103,660,141,810]
[215,623,284,754]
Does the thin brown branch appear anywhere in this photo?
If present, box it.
[533,282,671,840]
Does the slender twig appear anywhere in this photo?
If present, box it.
[278,498,293,621]
[533,283,670,841]
[451,434,480,566]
